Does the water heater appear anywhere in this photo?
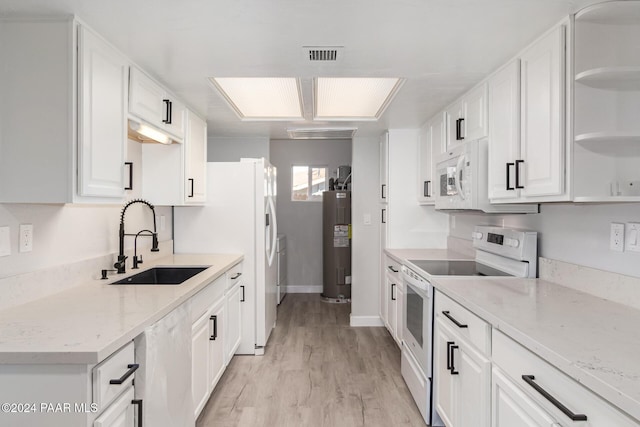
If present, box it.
[322,190,351,301]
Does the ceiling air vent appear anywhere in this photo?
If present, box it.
[303,46,344,62]
[287,128,356,140]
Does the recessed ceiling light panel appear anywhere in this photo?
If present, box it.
[314,77,404,120]
[209,77,303,120]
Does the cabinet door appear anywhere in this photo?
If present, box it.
[184,111,207,204]
[488,60,521,200]
[129,67,164,126]
[226,283,242,364]
[192,311,210,417]
[434,318,456,427]
[463,83,489,141]
[492,368,557,427]
[417,122,434,204]
[386,274,397,337]
[432,112,447,156]
[520,25,565,198]
[208,299,226,391]
[77,25,127,198]
[163,98,186,139]
[380,132,389,203]
[445,101,464,150]
[93,386,135,427]
[456,339,491,427]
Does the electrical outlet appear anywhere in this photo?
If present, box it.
[19,224,33,253]
[610,223,624,252]
[363,214,371,225]
[0,226,10,257]
[625,223,640,253]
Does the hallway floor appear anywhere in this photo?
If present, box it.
[196,293,426,427]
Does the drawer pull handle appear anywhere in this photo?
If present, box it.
[449,344,459,375]
[388,266,399,273]
[231,272,242,280]
[521,375,587,421]
[109,363,139,385]
[442,310,468,328]
[210,315,218,340]
[132,399,143,427]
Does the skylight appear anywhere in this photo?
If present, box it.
[314,77,404,120]
[209,77,303,120]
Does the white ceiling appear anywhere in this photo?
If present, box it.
[1,0,593,139]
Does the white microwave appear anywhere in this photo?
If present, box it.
[434,139,538,213]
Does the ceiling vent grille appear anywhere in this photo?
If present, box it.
[303,46,344,62]
[287,127,356,140]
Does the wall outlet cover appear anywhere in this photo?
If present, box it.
[610,222,624,252]
[19,224,33,253]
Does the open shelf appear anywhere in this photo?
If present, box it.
[575,67,640,90]
[575,132,640,156]
[576,1,640,25]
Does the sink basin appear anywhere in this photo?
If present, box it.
[111,266,210,285]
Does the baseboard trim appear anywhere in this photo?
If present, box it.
[285,285,323,294]
[350,315,384,327]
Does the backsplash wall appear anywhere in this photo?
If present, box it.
[450,202,640,278]
[0,203,173,279]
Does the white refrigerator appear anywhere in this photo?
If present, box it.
[174,158,278,355]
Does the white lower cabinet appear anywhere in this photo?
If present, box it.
[93,386,136,427]
[225,281,243,363]
[208,299,226,391]
[492,330,639,427]
[381,255,402,346]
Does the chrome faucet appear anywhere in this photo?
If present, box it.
[115,199,160,274]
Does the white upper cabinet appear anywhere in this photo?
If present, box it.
[417,121,434,204]
[0,17,129,203]
[572,1,640,202]
[77,25,128,198]
[380,132,389,203]
[184,111,208,204]
[488,60,521,201]
[519,24,566,198]
[129,67,186,140]
[445,83,488,150]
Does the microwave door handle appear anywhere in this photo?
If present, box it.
[455,154,466,200]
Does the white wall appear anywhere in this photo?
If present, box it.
[351,136,381,321]
[270,139,352,291]
[208,137,270,162]
[450,203,640,278]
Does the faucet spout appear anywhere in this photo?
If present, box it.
[117,199,159,274]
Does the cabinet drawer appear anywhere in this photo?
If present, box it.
[383,254,401,277]
[226,262,244,289]
[435,291,490,355]
[190,275,225,323]
[493,330,639,426]
[92,341,135,410]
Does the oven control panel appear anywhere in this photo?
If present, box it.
[472,225,537,265]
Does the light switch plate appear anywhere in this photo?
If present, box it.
[625,223,640,253]
[0,226,10,257]
[363,213,371,225]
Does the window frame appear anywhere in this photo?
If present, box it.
[291,164,329,202]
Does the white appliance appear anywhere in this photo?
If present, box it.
[435,139,538,213]
[174,158,278,355]
[401,226,538,426]
[276,234,287,304]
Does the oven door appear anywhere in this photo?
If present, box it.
[402,277,433,376]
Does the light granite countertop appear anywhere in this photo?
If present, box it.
[0,253,243,365]
[432,276,640,423]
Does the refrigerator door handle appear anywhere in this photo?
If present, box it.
[267,195,278,267]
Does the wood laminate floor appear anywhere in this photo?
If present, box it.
[196,294,427,427]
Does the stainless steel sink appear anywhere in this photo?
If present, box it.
[111,266,210,285]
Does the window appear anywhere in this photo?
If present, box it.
[292,165,328,201]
